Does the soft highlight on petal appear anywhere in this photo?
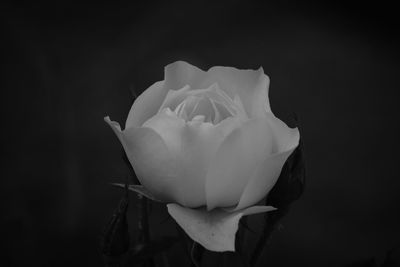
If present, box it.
[167,203,276,252]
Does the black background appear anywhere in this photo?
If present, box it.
[2,1,400,266]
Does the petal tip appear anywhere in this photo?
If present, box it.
[165,60,196,72]
[104,116,122,131]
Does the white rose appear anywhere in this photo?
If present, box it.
[105,61,300,251]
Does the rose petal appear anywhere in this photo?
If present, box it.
[207,66,271,118]
[141,107,243,207]
[164,61,271,119]
[265,112,300,153]
[167,203,276,252]
[143,109,232,207]
[232,117,300,210]
[233,149,296,211]
[164,61,206,92]
[157,85,191,113]
[205,119,276,211]
[125,81,166,128]
[105,116,180,203]
[142,109,185,155]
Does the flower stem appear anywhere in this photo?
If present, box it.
[137,194,150,242]
[137,193,156,267]
[175,224,200,267]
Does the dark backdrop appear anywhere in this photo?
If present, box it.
[2,1,400,266]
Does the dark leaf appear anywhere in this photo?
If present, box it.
[250,208,288,267]
[101,183,130,260]
[125,236,179,265]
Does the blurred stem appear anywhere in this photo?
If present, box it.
[137,194,150,242]
[137,194,156,267]
[190,241,204,267]
[250,208,288,267]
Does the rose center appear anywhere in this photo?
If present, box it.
[173,94,235,124]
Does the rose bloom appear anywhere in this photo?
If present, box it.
[106,61,299,212]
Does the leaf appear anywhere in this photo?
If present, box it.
[167,204,276,252]
[101,184,130,258]
[125,236,179,265]
[112,183,163,202]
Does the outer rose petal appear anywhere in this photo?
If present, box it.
[125,81,167,128]
[233,115,300,211]
[164,61,271,118]
[167,203,276,252]
[264,112,300,152]
[205,118,276,210]
[105,116,180,203]
[233,148,296,211]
